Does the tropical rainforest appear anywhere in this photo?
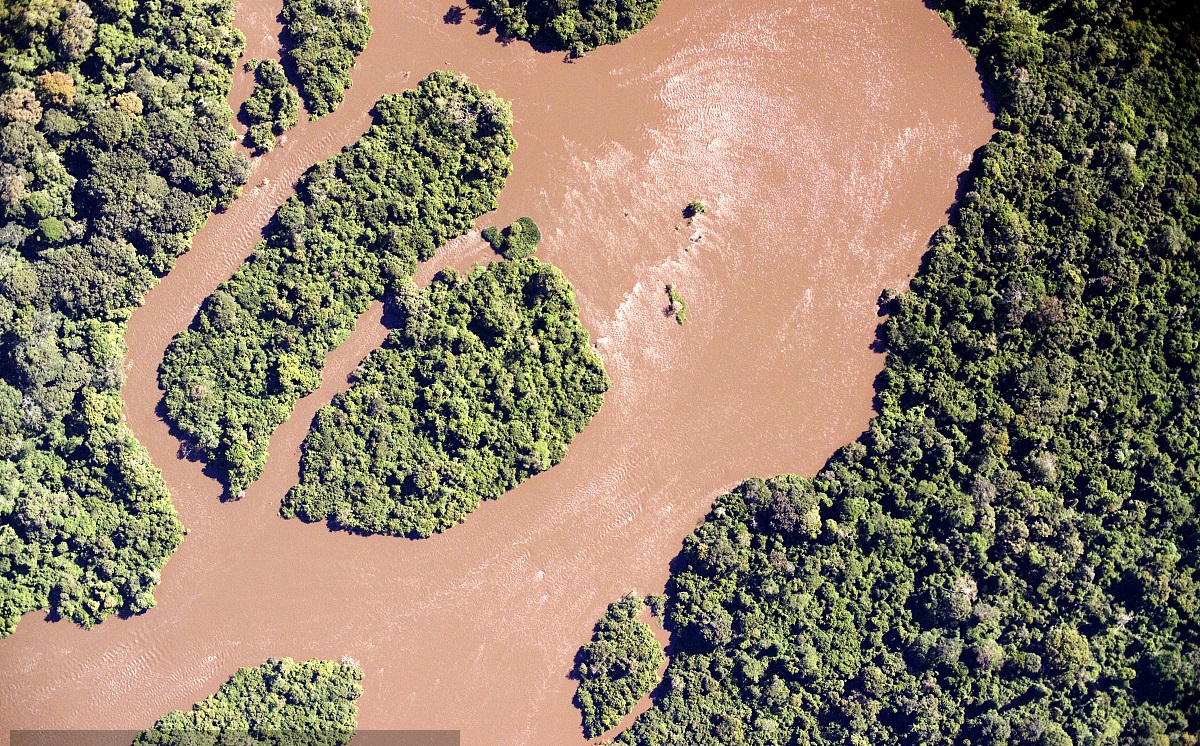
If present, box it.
[472,0,662,55]
[281,0,372,117]
[242,58,298,153]
[607,0,1200,743]
[134,657,362,745]
[575,595,666,738]
[280,256,607,537]
[160,71,516,498]
[0,0,246,637]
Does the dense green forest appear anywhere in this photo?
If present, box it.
[612,0,1200,743]
[482,215,541,259]
[575,595,666,738]
[160,72,516,497]
[134,657,362,745]
[242,58,299,153]
[281,256,608,537]
[471,0,661,55]
[0,0,247,636]
[281,0,372,117]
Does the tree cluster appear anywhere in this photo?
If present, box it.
[482,215,541,259]
[0,0,247,637]
[282,0,372,118]
[471,0,661,56]
[575,595,666,739]
[134,657,363,746]
[614,0,1200,743]
[160,72,517,498]
[242,58,299,153]
[281,257,608,537]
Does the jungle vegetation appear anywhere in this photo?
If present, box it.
[613,0,1200,743]
[133,657,362,746]
[281,0,372,118]
[471,0,662,56]
[242,58,299,153]
[160,72,516,498]
[575,595,666,739]
[0,0,247,636]
[482,215,541,259]
[280,257,608,537]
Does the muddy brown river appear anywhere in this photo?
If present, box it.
[0,0,992,742]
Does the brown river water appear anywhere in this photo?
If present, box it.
[0,0,992,742]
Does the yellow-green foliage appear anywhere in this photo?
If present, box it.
[0,0,246,637]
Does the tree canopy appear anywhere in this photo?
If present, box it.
[242,58,299,153]
[133,657,362,746]
[575,595,666,739]
[160,72,516,497]
[482,215,541,259]
[281,257,608,537]
[282,0,372,117]
[471,0,661,55]
[0,0,247,637]
[612,0,1200,743]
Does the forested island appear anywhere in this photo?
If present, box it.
[134,657,362,745]
[242,58,298,152]
[0,0,246,637]
[604,0,1200,742]
[282,0,372,117]
[472,0,662,55]
[574,595,666,738]
[160,72,516,498]
[281,256,608,537]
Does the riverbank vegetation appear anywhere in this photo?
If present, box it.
[482,216,541,259]
[0,0,247,636]
[282,0,372,117]
[281,257,608,537]
[471,0,661,56]
[614,0,1200,742]
[242,59,299,153]
[575,595,665,739]
[134,657,362,745]
[160,72,516,498]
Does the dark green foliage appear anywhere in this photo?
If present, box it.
[618,0,1200,743]
[134,657,362,746]
[280,257,608,537]
[0,0,247,636]
[666,284,686,325]
[160,72,516,497]
[242,59,299,153]
[575,595,666,739]
[482,215,541,259]
[684,200,707,218]
[282,0,372,118]
[472,0,661,55]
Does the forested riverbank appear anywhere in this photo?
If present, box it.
[612,0,1200,742]
[0,0,246,637]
